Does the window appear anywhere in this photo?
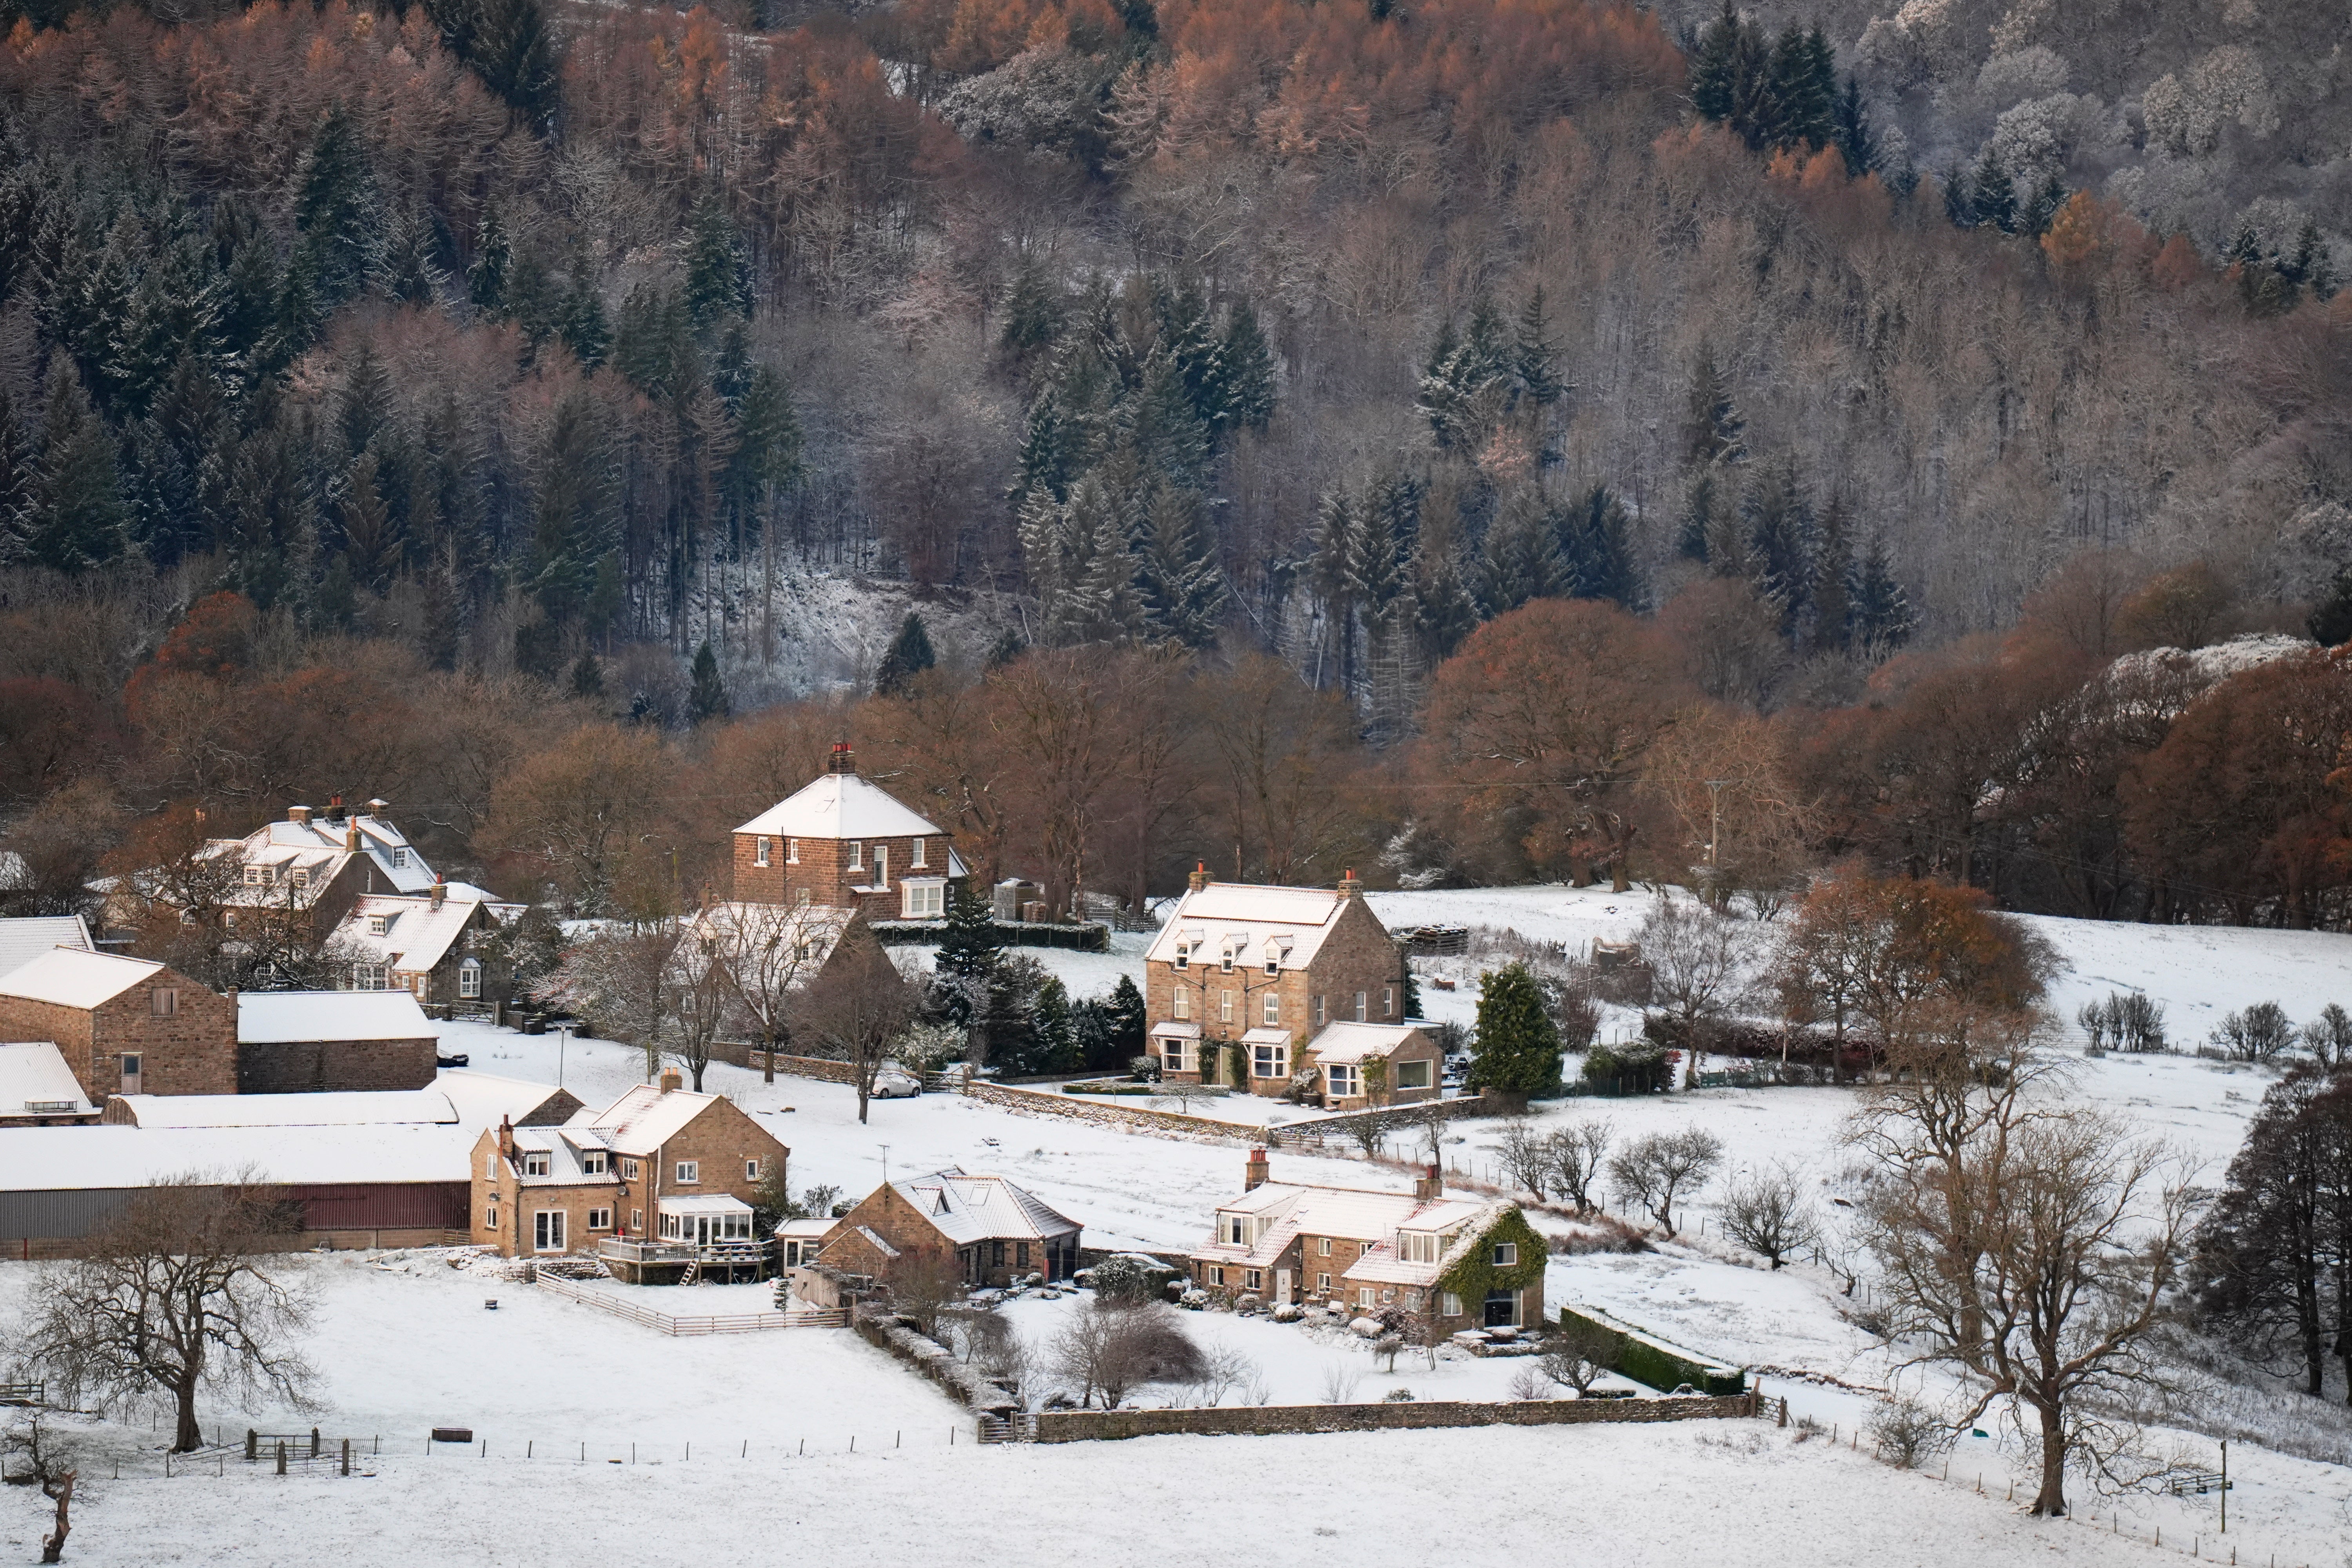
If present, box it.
[1318,1273,1332,1292]
[795,888,812,907]
[533,1210,565,1253]
[912,837,928,869]
[458,960,482,1000]
[1357,1287,1374,1310]
[354,965,387,991]
[485,1205,499,1230]
[588,1208,612,1230]
[847,840,863,870]
[1383,986,1396,1018]
[902,882,944,918]
[1491,1241,1518,1267]
[675,1161,699,1185]
[523,1152,550,1177]
[875,846,889,887]
[1244,1269,1262,1292]
[1263,993,1281,1026]
[1314,995,1327,1026]
[1161,1039,1189,1074]
[1318,1237,1332,1256]
[1399,1231,1441,1264]
[755,837,771,867]
[582,1151,608,1175]
[1016,1242,1030,1269]
[1396,1059,1433,1091]
[1251,1042,1288,1080]
[1354,990,1368,1022]
[392,847,410,869]
[1220,951,1235,974]
[149,988,178,1018]
[289,868,309,890]
[1325,1062,1359,1098]
[119,1053,143,1093]
[991,1241,1005,1267]
[1217,990,1234,1024]
[1208,1266,1225,1287]
[1440,1292,1463,1317]
[1218,1213,1250,1246]
[1172,989,1189,1021]
[367,915,390,936]
[786,838,800,864]
[621,1158,640,1181]
[745,1159,761,1181]
[1265,956,1280,976]
[630,1209,643,1232]
[1174,945,1189,971]
[243,864,270,886]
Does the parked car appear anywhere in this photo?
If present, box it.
[437,1052,470,1069]
[871,1066,922,1099]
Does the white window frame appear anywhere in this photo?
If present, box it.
[1354,991,1368,1022]
[1208,1265,1225,1287]
[1161,1038,1189,1074]
[1218,1213,1249,1246]
[630,1208,643,1232]
[1244,1269,1262,1292]
[367,915,389,936]
[354,964,387,991]
[1383,985,1396,1017]
[1357,1287,1374,1310]
[523,1152,550,1177]
[847,840,863,871]
[1263,992,1280,1026]
[621,1158,640,1181]
[289,867,309,889]
[458,959,482,999]
[1396,1058,1432,1091]
[1314,995,1327,1026]
[1440,1292,1463,1317]
[1325,1062,1359,1099]
[745,1159,761,1181]
[1492,1241,1518,1267]
[588,1208,613,1231]
[1318,1236,1332,1257]
[1172,988,1189,1021]
[755,837,771,867]
[874,845,888,887]
[243,864,269,886]
[583,1151,608,1175]
[1220,990,1234,1024]
[1174,946,1189,971]
[675,1161,699,1185]
[1251,1042,1288,1080]
[533,1210,566,1253]
[911,837,928,869]
[486,1207,499,1230]
[1399,1230,1440,1264]
[786,838,801,864]
[392,847,409,869]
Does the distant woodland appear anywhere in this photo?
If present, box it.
[2,0,2351,929]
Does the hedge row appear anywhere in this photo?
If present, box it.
[870,919,1110,953]
[1559,1303,1745,1396]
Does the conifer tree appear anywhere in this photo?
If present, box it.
[875,612,938,697]
[1682,345,1746,468]
[1833,73,1876,174]
[935,878,1003,982]
[1514,288,1566,409]
[1847,534,1914,657]
[294,105,379,308]
[570,650,606,699]
[1558,484,1642,609]
[17,364,127,574]
[1678,470,1718,562]
[683,192,751,332]
[1812,490,1854,652]
[724,365,803,531]
[468,209,512,317]
[999,260,1063,365]
[1971,151,2017,232]
[1216,301,1276,434]
[1688,0,1742,123]
[1412,547,1479,663]
[562,264,611,368]
[2307,567,2352,647]
[1468,961,1561,1100]
[688,640,730,722]
[1133,484,1226,647]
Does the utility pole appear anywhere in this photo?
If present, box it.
[1704,780,1730,870]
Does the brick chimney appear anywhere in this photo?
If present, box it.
[1414,1162,1442,1201]
[826,742,857,776]
[498,1114,515,1165]
[1188,861,1209,892]
[1338,869,1362,900]
[430,880,446,910]
[659,1068,682,1094]
[1244,1148,1269,1191]
[345,823,361,851]
[327,795,346,824]
[367,798,388,817]
[287,805,311,826]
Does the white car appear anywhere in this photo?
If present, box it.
[871,1067,922,1099]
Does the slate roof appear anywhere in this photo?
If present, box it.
[1143,882,1378,971]
[888,1168,1080,1245]
[0,916,95,981]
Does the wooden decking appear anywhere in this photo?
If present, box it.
[593,1236,772,1285]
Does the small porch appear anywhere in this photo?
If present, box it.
[596,1197,770,1285]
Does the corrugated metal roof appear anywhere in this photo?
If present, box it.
[0,1123,474,1189]
[111,1089,454,1127]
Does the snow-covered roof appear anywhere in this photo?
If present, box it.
[501,1126,621,1187]
[1149,1020,1201,1039]
[0,949,166,1009]
[232,808,436,894]
[1193,1161,1496,1271]
[734,772,947,840]
[237,989,434,1044]
[773,1216,834,1239]
[658,1194,753,1216]
[0,1042,95,1117]
[0,1124,475,1190]
[333,888,518,976]
[435,1070,576,1130]
[1304,1022,1428,1065]
[1143,883,1371,969]
[1241,1026,1292,1047]
[567,1084,724,1156]
[0,916,94,980]
[678,903,852,986]
[111,1090,455,1127]
[886,1168,1080,1245]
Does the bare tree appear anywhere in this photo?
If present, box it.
[1188,1343,1261,1408]
[1506,1363,1550,1400]
[693,902,844,1087]
[1860,1076,2198,1515]
[13,1175,316,1453]
[1544,1119,1612,1214]
[1541,1318,1623,1395]
[544,921,683,1080]
[1052,1301,1204,1408]
[1716,1162,1818,1269]
[1608,1129,1723,1238]
[3,1414,81,1563]
[788,926,919,1124]
[1639,895,1751,1036]
[1496,1118,1551,1200]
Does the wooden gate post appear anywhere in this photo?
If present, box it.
[274,1441,286,1476]
[245,1430,257,1461]
[310,1427,320,1459]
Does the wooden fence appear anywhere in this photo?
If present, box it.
[532,1273,846,1336]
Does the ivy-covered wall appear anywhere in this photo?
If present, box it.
[1438,1208,1549,1321]
[1558,1303,1746,1396]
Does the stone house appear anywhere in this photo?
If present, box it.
[730,743,967,922]
[0,949,236,1102]
[234,989,439,1093]
[1298,1022,1442,1111]
[815,1168,1082,1288]
[1187,1149,1546,1331]
[112,798,437,942]
[1143,871,1417,1099]
[328,880,525,1004]
[469,1072,788,1281]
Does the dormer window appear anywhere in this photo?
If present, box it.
[582,1150,608,1175]
[523,1152,550,1177]
[367,915,390,936]
[290,868,309,890]
[1220,951,1235,974]
[391,847,408,869]
[1218,1213,1252,1247]
[243,865,271,887]
[1399,1231,1443,1265]
[1174,946,1189,971]
[1265,956,1280,976]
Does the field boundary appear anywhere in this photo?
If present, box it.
[532,1272,844,1335]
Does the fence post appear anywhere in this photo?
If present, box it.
[275,1440,287,1476]
[341,1438,350,1477]
[245,1429,257,1461]
[310,1426,320,1459]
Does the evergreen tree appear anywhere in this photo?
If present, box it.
[428,0,562,127]
[1812,490,1854,653]
[984,628,1027,670]
[2307,567,2352,647]
[1678,470,1719,562]
[1514,287,1566,410]
[1133,483,1227,646]
[570,650,606,699]
[379,203,445,305]
[339,341,394,460]
[468,209,512,317]
[999,260,1063,365]
[1832,73,1876,175]
[683,192,751,332]
[1416,298,1514,452]
[935,879,1004,982]
[1766,25,1834,150]
[561,263,610,368]
[687,639,730,722]
[1688,0,1742,123]
[1970,151,2017,233]
[1411,546,1479,662]
[2021,174,2066,238]
[16,364,127,573]
[1101,973,1147,1063]
[1557,484,1642,608]
[1682,345,1746,467]
[875,611,938,696]
[723,365,803,532]
[1024,975,1081,1076]
[1216,300,1277,434]
[1468,960,1561,1099]
[1847,534,1915,657]
[1475,493,1565,615]
[1739,458,1815,633]
[293,104,380,308]
[1012,391,1077,508]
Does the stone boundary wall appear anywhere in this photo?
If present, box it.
[1276,1094,1503,1143]
[1033,1392,1757,1443]
[960,1080,1268,1145]
[852,1310,1019,1417]
[756,1053,862,1085]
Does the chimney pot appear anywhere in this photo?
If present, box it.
[827,742,857,776]
[1338,869,1363,899]
[659,1068,682,1094]
[345,824,361,851]
[1243,1148,1269,1191]
[1187,861,1209,893]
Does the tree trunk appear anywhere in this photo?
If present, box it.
[762,1032,776,1085]
[2030,1399,2067,1516]
[39,1473,70,1564]
[174,1376,203,1453]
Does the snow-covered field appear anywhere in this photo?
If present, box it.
[7,887,2350,1564]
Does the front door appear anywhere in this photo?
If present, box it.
[1275,1269,1292,1304]
[534,1210,566,1254]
